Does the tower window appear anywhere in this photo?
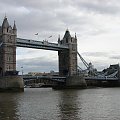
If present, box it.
[7,28,9,32]
[66,38,68,43]
[7,57,11,61]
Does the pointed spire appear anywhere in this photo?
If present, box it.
[4,13,7,19]
[66,28,69,31]
[2,16,9,29]
[58,34,60,39]
[63,29,71,39]
[13,20,17,30]
[58,34,60,43]
[75,32,77,39]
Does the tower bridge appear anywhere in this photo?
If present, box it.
[0,17,119,91]
[0,17,78,77]
[0,17,87,91]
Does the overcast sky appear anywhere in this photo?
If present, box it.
[0,0,120,74]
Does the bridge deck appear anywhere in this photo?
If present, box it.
[23,75,66,82]
[16,38,69,51]
[85,77,119,81]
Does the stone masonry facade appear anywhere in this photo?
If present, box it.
[58,29,77,76]
[0,17,17,76]
[0,17,78,77]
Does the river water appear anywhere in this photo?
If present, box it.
[0,88,120,120]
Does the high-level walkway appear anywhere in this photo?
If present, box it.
[16,38,69,51]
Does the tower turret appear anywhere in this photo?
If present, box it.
[75,33,77,40]
[13,21,17,35]
[58,34,60,44]
[63,29,71,38]
[63,29,71,44]
[2,17,9,33]
[2,17,9,28]
[58,29,78,76]
[0,17,17,76]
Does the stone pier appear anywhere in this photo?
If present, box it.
[66,75,87,88]
[53,75,87,89]
[0,76,24,92]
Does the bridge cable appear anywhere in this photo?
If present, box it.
[77,52,89,69]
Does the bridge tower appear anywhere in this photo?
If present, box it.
[58,29,77,76]
[0,17,17,76]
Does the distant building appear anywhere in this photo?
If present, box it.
[103,64,120,77]
[27,71,59,77]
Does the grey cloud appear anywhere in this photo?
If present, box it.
[1,0,120,17]
[82,52,109,57]
[1,0,117,40]
[72,0,120,15]
[109,56,120,60]
[93,61,110,71]
[17,57,58,73]
[0,0,119,73]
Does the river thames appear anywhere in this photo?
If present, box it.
[0,87,120,120]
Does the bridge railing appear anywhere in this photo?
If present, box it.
[22,75,66,82]
[85,76,119,81]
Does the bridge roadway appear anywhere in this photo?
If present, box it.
[16,38,69,51]
[85,77,119,81]
[23,75,119,82]
[23,75,66,83]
